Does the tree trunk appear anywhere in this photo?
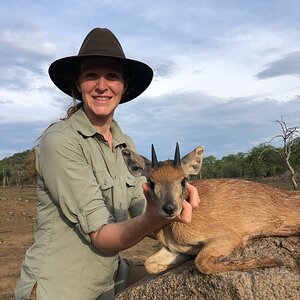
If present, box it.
[286,157,299,190]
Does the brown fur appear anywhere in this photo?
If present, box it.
[153,178,300,274]
[122,146,300,275]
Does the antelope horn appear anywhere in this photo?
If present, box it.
[173,142,181,166]
[151,144,158,167]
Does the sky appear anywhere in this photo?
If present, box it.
[0,0,300,161]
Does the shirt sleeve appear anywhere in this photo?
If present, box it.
[36,130,114,242]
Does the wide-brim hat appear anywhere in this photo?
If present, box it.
[48,28,153,104]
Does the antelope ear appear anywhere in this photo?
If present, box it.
[181,146,204,176]
[122,149,151,177]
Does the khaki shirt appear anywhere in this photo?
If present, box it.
[15,108,146,300]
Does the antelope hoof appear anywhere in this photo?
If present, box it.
[145,260,170,274]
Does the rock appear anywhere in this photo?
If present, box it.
[115,236,300,300]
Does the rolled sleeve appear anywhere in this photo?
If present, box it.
[37,130,113,242]
[76,207,114,243]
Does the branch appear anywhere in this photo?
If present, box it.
[258,146,283,160]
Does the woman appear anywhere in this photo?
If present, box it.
[15,28,199,300]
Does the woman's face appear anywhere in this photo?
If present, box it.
[77,57,126,122]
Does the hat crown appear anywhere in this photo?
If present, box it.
[79,28,126,59]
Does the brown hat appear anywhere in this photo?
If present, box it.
[48,28,153,104]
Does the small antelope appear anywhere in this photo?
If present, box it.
[122,144,300,275]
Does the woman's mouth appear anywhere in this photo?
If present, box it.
[93,96,111,101]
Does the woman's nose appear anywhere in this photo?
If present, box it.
[95,76,107,90]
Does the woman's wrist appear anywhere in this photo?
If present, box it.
[139,211,169,233]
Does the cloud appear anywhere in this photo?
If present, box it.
[152,60,177,79]
[0,120,49,159]
[1,0,300,161]
[116,92,300,159]
[0,28,56,71]
[0,27,57,93]
[0,99,13,104]
[256,51,300,79]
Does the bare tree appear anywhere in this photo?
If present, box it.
[270,116,299,190]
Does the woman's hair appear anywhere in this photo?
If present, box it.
[65,100,83,119]
[63,68,82,119]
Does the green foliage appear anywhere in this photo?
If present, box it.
[0,150,36,186]
[200,155,219,178]
[220,153,246,178]
[200,141,297,180]
[243,144,286,178]
[290,138,300,172]
[1,137,299,185]
[201,153,246,179]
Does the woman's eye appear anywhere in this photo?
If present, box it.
[83,72,97,79]
[106,72,121,80]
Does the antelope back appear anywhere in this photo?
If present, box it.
[122,144,204,218]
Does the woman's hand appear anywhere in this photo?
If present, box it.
[175,183,200,223]
[186,183,200,209]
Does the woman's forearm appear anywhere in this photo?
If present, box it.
[89,214,161,254]
[90,182,200,255]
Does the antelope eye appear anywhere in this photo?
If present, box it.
[181,178,187,187]
[148,179,155,190]
[131,163,140,172]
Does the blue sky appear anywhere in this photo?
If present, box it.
[0,0,300,160]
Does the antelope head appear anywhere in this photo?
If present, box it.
[122,143,204,219]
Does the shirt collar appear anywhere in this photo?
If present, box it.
[70,107,128,147]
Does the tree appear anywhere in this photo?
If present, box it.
[245,144,273,178]
[268,116,300,190]
[1,166,11,187]
[290,137,300,172]
[218,153,246,178]
[201,155,219,179]
[0,150,36,186]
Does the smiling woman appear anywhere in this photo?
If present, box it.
[77,57,127,142]
[14,28,200,300]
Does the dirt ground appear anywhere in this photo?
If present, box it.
[0,186,160,300]
[1,181,297,299]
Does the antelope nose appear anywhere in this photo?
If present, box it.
[163,202,175,216]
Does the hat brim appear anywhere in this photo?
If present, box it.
[48,54,153,104]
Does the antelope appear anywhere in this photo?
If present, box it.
[122,144,300,275]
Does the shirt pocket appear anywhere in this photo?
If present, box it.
[94,169,114,188]
[93,170,114,205]
[125,174,137,188]
[124,173,141,202]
